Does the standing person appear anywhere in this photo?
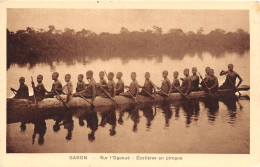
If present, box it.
[120,72,139,98]
[74,74,86,96]
[115,72,124,95]
[45,72,63,98]
[219,64,243,90]
[156,70,172,96]
[206,69,218,94]
[190,67,200,91]
[10,77,29,99]
[171,71,180,93]
[63,74,73,103]
[81,70,97,100]
[139,72,156,96]
[179,69,191,95]
[99,72,116,98]
[31,75,47,101]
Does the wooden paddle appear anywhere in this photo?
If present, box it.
[54,89,70,108]
[78,93,95,107]
[31,76,37,104]
[97,84,119,105]
[172,84,191,102]
[139,85,159,102]
[197,72,213,96]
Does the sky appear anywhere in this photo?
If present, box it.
[7,9,249,34]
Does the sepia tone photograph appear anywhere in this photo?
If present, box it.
[5,7,251,154]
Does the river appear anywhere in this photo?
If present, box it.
[6,51,250,153]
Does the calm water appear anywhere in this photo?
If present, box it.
[7,51,250,153]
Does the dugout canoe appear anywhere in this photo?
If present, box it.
[7,85,250,111]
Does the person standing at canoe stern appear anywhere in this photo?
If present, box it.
[73,74,87,96]
[171,71,180,93]
[139,72,156,96]
[10,77,29,99]
[63,74,73,103]
[190,67,200,91]
[156,70,172,96]
[31,75,47,101]
[45,72,63,98]
[205,69,219,94]
[120,72,139,98]
[115,72,124,95]
[219,64,243,90]
[97,71,107,95]
[81,70,97,100]
[99,72,116,98]
[179,69,191,96]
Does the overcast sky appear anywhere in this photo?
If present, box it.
[7,9,249,34]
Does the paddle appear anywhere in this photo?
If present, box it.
[31,76,37,104]
[139,85,159,102]
[97,84,119,105]
[10,88,17,95]
[78,93,95,107]
[197,72,213,96]
[225,74,241,97]
[124,86,138,103]
[54,89,70,108]
[172,84,191,102]
[154,84,175,101]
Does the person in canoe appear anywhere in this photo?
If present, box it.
[120,72,139,98]
[45,72,63,98]
[10,77,29,99]
[139,72,156,96]
[115,72,124,95]
[171,71,181,93]
[73,74,87,96]
[190,67,200,91]
[31,75,47,101]
[219,64,243,90]
[99,72,116,98]
[200,66,211,90]
[81,70,97,100]
[205,69,218,94]
[156,70,172,96]
[62,74,73,103]
[97,71,107,95]
[179,68,191,95]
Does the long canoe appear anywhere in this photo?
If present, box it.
[7,85,250,110]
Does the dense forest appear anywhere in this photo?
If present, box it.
[7,26,250,69]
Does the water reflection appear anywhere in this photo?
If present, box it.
[7,96,248,147]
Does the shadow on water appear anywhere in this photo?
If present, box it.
[7,95,246,148]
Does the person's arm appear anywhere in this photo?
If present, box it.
[55,82,63,91]
[10,88,17,92]
[150,80,156,94]
[25,86,29,97]
[136,82,139,97]
[220,70,228,76]
[68,83,73,95]
[92,83,96,99]
[113,82,116,97]
[79,83,87,94]
[236,73,243,88]
[185,78,191,95]
[209,77,218,90]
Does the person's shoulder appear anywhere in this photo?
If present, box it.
[57,80,62,84]
[24,84,28,88]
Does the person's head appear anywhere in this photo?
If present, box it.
[183,68,189,76]
[173,71,179,78]
[228,64,234,72]
[108,72,114,80]
[162,70,168,78]
[205,67,210,75]
[145,72,150,80]
[131,72,136,81]
[116,72,123,79]
[86,70,93,79]
[192,67,197,75]
[99,71,104,79]
[209,69,215,77]
[19,77,25,85]
[78,74,84,82]
[52,72,59,80]
[37,75,43,83]
[65,74,71,82]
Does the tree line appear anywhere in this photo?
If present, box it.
[7,26,250,69]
